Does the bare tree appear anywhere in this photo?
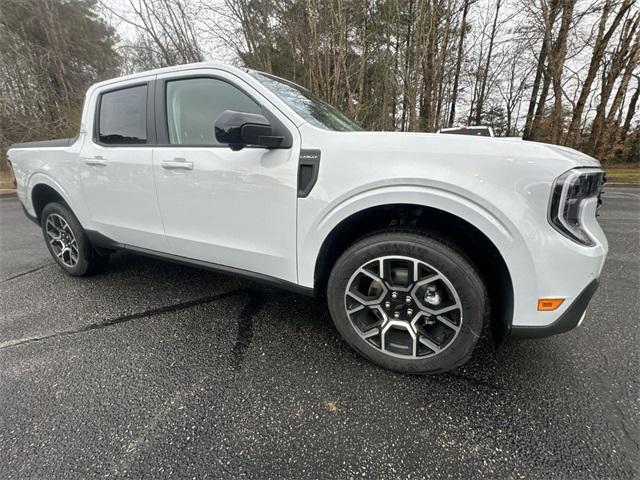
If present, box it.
[5,0,639,168]
[448,0,472,126]
[548,0,577,144]
[566,0,635,145]
[498,45,534,135]
[472,0,504,125]
[101,0,203,68]
[589,12,640,155]
[0,0,119,164]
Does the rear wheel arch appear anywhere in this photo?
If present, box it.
[314,203,514,341]
[31,183,67,222]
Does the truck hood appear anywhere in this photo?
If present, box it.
[312,130,602,174]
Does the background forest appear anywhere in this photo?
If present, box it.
[0,0,639,171]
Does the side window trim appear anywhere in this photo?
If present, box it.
[154,74,293,149]
[93,81,156,147]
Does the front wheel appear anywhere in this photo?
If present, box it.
[41,202,109,276]
[327,231,488,374]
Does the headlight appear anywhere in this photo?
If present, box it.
[548,168,605,246]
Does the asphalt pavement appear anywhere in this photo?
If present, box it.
[0,189,638,479]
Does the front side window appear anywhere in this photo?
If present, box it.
[166,78,262,145]
[98,85,147,144]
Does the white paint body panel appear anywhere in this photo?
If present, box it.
[7,62,608,330]
[294,125,606,328]
[79,144,168,252]
[78,74,168,252]
[152,145,299,280]
[150,69,300,282]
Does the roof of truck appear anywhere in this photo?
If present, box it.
[91,62,240,89]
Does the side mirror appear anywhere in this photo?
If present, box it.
[214,110,284,151]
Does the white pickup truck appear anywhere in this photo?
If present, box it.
[7,62,607,374]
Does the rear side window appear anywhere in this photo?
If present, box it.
[166,78,261,145]
[98,85,147,144]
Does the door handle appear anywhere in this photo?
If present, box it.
[85,156,107,167]
[161,158,193,170]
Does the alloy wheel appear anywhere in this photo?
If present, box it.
[45,213,79,268]
[344,255,463,358]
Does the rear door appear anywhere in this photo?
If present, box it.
[152,69,300,283]
[80,77,168,251]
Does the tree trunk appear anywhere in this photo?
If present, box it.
[522,39,549,140]
[401,0,415,131]
[474,0,502,125]
[597,32,640,156]
[565,0,633,146]
[588,14,640,155]
[549,0,576,145]
[447,0,470,127]
[523,0,560,141]
[621,77,640,138]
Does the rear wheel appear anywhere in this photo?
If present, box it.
[41,202,109,276]
[327,231,487,374]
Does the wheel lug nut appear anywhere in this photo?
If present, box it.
[407,309,413,316]
[384,301,391,309]
[391,292,398,299]
[405,295,412,304]
[393,312,400,319]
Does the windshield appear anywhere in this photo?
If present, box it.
[248,71,363,132]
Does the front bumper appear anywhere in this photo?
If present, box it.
[511,279,599,338]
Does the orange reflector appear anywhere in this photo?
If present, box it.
[537,298,564,311]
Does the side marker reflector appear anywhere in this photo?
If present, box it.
[537,298,564,311]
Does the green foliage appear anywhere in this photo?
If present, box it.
[0,0,120,164]
[479,105,507,137]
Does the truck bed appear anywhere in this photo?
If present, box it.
[10,136,78,149]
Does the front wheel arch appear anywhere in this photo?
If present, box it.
[314,204,514,342]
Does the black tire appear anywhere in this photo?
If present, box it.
[41,202,109,276]
[327,231,488,374]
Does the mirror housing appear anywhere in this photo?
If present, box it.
[214,110,284,151]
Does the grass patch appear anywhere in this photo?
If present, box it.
[605,167,640,185]
[0,169,14,190]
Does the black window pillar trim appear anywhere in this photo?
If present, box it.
[147,78,158,144]
[154,76,169,144]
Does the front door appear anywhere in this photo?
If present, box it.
[152,71,300,283]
